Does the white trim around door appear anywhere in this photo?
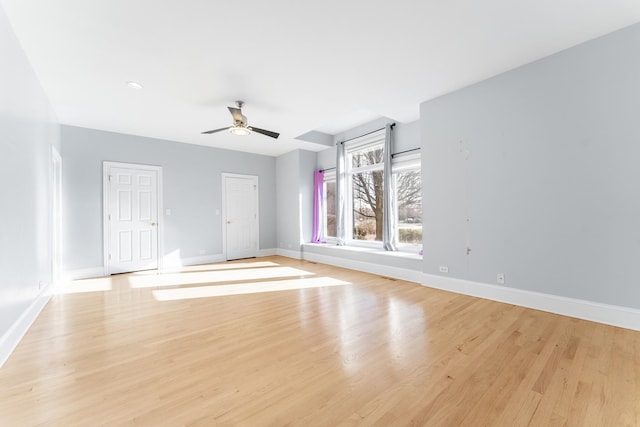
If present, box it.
[103,162,164,276]
[221,173,259,260]
[51,146,62,288]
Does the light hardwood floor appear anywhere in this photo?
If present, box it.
[1,256,638,426]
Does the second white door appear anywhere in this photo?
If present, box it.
[223,174,258,260]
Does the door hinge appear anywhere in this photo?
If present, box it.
[108,175,112,182]
[108,213,111,220]
[108,254,112,260]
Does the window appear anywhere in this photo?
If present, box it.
[394,154,422,247]
[322,126,421,252]
[323,171,336,238]
[346,133,385,243]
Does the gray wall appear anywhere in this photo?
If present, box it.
[276,150,300,251]
[421,23,640,308]
[299,150,317,243]
[275,149,317,251]
[61,126,276,271]
[0,4,59,338]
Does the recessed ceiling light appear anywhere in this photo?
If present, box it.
[126,81,143,90]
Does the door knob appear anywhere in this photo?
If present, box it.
[151,222,157,227]
[227,221,231,224]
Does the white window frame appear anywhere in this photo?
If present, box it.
[345,130,385,247]
[393,153,422,252]
[322,170,337,242]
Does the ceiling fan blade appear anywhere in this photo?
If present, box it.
[201,127,228,134]
[228,107,244,123]
[250,127,280,139]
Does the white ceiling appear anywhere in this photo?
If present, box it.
[2,0,640,156]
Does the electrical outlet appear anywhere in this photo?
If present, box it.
[439,266,449,273]
[497,273,505,285]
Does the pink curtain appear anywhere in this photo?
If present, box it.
[312,170,324,243]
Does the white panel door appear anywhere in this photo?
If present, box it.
[108,166,158,274]
[224,175,258,260]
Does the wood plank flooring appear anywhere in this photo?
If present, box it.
[0,256,638,426]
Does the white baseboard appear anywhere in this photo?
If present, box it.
[183,254,226,266]
[62,266,105,281]
[422,273,640,331]
[0,283,54,368]
[303,251,423,283]
[161,254,225,272]
[258,248,277,257]
[276,248,302,259]
[66,255,228,278]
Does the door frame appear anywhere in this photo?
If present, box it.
[103,161,164,276]
[221,173,259,260]
[51,146,62,287]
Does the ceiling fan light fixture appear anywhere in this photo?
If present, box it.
[229,126,251,136]
[202,102,278,139]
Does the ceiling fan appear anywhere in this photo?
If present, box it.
[202,101,280,139]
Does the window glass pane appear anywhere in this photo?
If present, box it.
[351,146,383,169]
[325,180,336,237]
[352,170,383,241]
[396,170,422,245]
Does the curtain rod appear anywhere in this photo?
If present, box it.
[321,147,419,172]
[319,167,336,173]
[338,123,395,145]
[391,147,420,158]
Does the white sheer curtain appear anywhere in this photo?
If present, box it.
[312,170,324,243]
[382,123,397,251]
[335,141,346,245]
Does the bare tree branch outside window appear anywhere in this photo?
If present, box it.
[351,147,384,240]
[350,146,421,242]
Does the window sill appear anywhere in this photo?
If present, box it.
[303,242,422,261]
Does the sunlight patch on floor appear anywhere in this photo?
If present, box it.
[127,266,314,289]
[133,261,281,275]
[56,277,113,294]
[152,277,350,301]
